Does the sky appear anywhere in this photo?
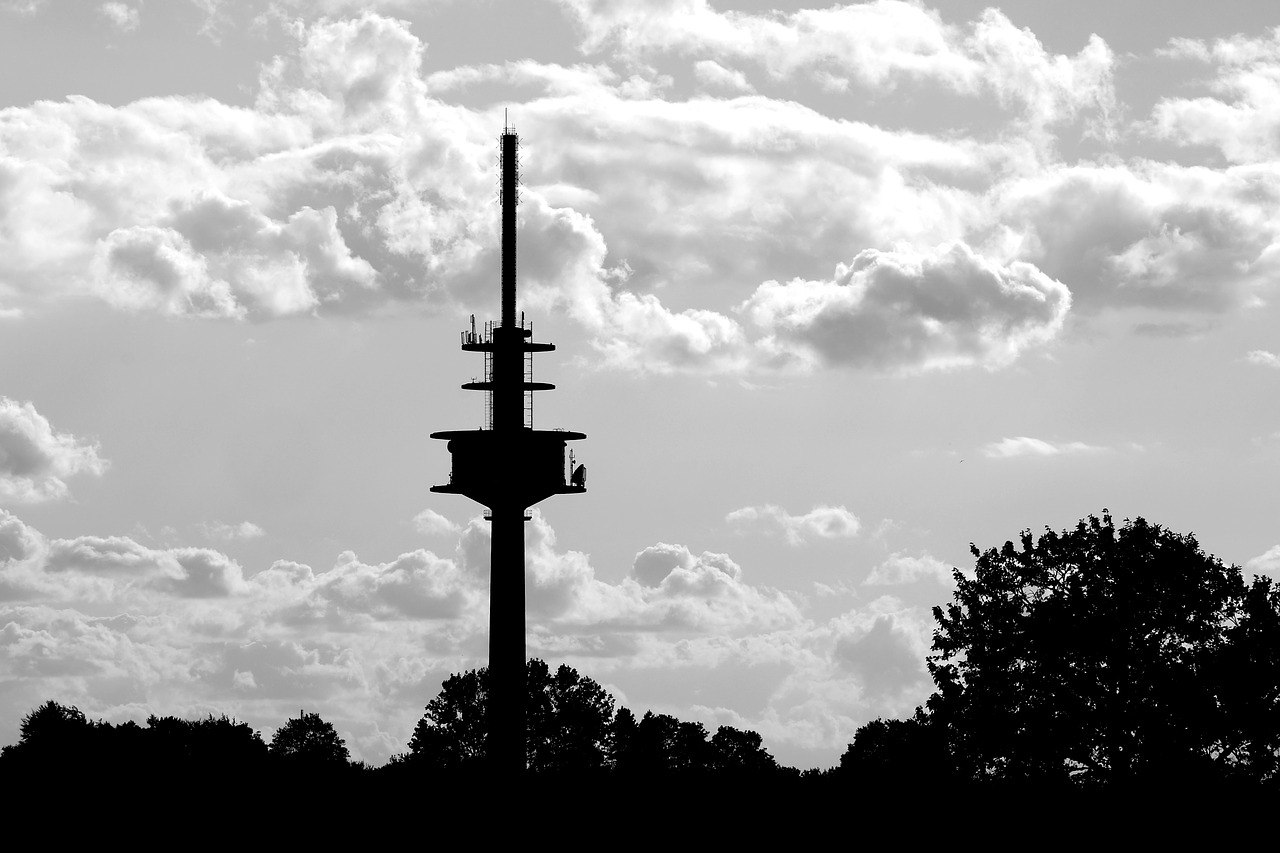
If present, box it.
[1,0,1279,770]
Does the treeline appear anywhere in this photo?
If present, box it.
[5,511,1280,803]
[0,660,790,787]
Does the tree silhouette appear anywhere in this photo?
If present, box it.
[270,711,349,766]
[145,714,267,772]
[0,700,90,766]
[711,725,779,773]
[926,511,1280,786]
[526,659,615,773]
[839,711,951,784]
[607,706,640,772]
[409,668,488,771]
[409,660,617,773]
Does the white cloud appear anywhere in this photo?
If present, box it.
[1246,350,1280,369]
[200,521,266,541]
[560,1,1115,134]
[0,1,45,14]
[1149,29,1280,163]
[0,509,41,564]
[0,398,107,503]
[98,2,140,33]
[44,535,248,599]
[725,504,860,546]
[743,243,1070,372]
[864,552,956,587]
[692,59,754,94]
[4,12,1267,378]
[1245,545,1280,576]
[999,162,1280,315]
[982,436,1105,459]
[0,505,951,767]
[412,508,460,537]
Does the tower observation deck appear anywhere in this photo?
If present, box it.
[430,121,585,776]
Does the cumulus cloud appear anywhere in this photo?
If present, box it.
[995,162,1280,314]
[1149,29,1280,163]
[1246,350,1280,368]
[200,521,265,541]
[44,536,247,598]
[559,1,1115,130]
[412,508,460,537]
[0,1,45,14]
[864,552,955,586]
[0,398,107,503]
[743,243,1070,372]
[0,509,41,564]
[98,2,139,32]
[0,505,946,767]
[693,59,754,94]
[981,436,1105,458]
[1245,545,1280,576]
[4,10,1264,377]
[725,504,860,546]
[832,612,931,699]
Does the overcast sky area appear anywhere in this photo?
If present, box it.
[1,0,1279,769]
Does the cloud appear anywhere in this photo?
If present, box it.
[44,536,247,599]
[0,509,41,564]
[412,508,460,537]
[559,1,1115,131]
[1246,350,1280,369]
[0,506,946,767]
[743,243,1070,372]
[3,11,1263,378]
[1148,29,1280,164]
[996,162,1280,314]
[98,2,139,33]
[725,504,860,546]
[864,552,955,587]
[0,398,107,503]
[1245,545,1280,576]
[692,60,754,94]
[0,1,45,14]
[200,521,266,541]
[832,613,930,699]
[981,436,1105,458]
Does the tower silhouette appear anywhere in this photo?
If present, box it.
[431,121,586,775]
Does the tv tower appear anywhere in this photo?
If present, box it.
[431,119,586,775]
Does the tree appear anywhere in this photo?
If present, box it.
[839,711,950,783]
[607,707,640,772]
[270,711,350,767]
[145,714,267,771]
[526,659,615,773]
[710,726,779,774]
[408,668,489,771]
[0,700,90,766]
[926,511,1280,786]
[408,660,616,773]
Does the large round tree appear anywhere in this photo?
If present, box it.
[925,511,1280,786]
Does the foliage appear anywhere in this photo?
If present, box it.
[407,659,781,776]
[839,711,951,783]
[269,711,350,766]
[409,667,489,771]
[925,511,1280,786]
[144,714,267,768]
[526,659,615,772]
